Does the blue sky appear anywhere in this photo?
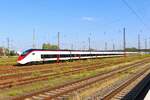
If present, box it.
[0,0,150,51]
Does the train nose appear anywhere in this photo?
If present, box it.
[17,55,25,61]
[17,60,26,65]
[18,55,26,61]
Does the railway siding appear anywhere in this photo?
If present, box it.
[12,58,150,100]
[101,64,150,100]
[0,58,145,90]
[0,56,150,99]
[61,62,150,100]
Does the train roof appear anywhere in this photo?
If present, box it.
[23,49,125,52]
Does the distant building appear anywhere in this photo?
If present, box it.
[0,47,5,56]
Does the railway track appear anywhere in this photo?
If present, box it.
[0,56,140,75]
[0,62,101,74]
[0,62,117,89]
[0,56,144,82]
[0,58,149,90]
[0,62,107,80]
[12,58,150,100]
[102,64,150,100]
[0,58,134,89]
[0,57,147,82]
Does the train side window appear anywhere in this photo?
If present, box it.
[41,55,44,58]
[41,54,57,58]
[32,53,35,55]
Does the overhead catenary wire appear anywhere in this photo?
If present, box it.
[121,0,150,29]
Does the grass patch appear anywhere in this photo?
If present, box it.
[71,63,150,99]
[1,59,146,99]
[0,55,150,99]
[8,90,23,96]
[0,56,18,66]
[31,71,41,77]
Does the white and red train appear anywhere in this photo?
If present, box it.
[17,49,126,64]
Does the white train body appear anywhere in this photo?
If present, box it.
[17,49,126,64]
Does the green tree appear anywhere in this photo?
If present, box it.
[42,43,59,50]
[125,47,138,52]
[9,50,17,56]
[0,47,17,56]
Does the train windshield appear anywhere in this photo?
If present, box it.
[21,49,32,56]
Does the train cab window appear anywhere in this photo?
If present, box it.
[21,49,32,56]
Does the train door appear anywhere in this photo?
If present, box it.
[57,54,60,63]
